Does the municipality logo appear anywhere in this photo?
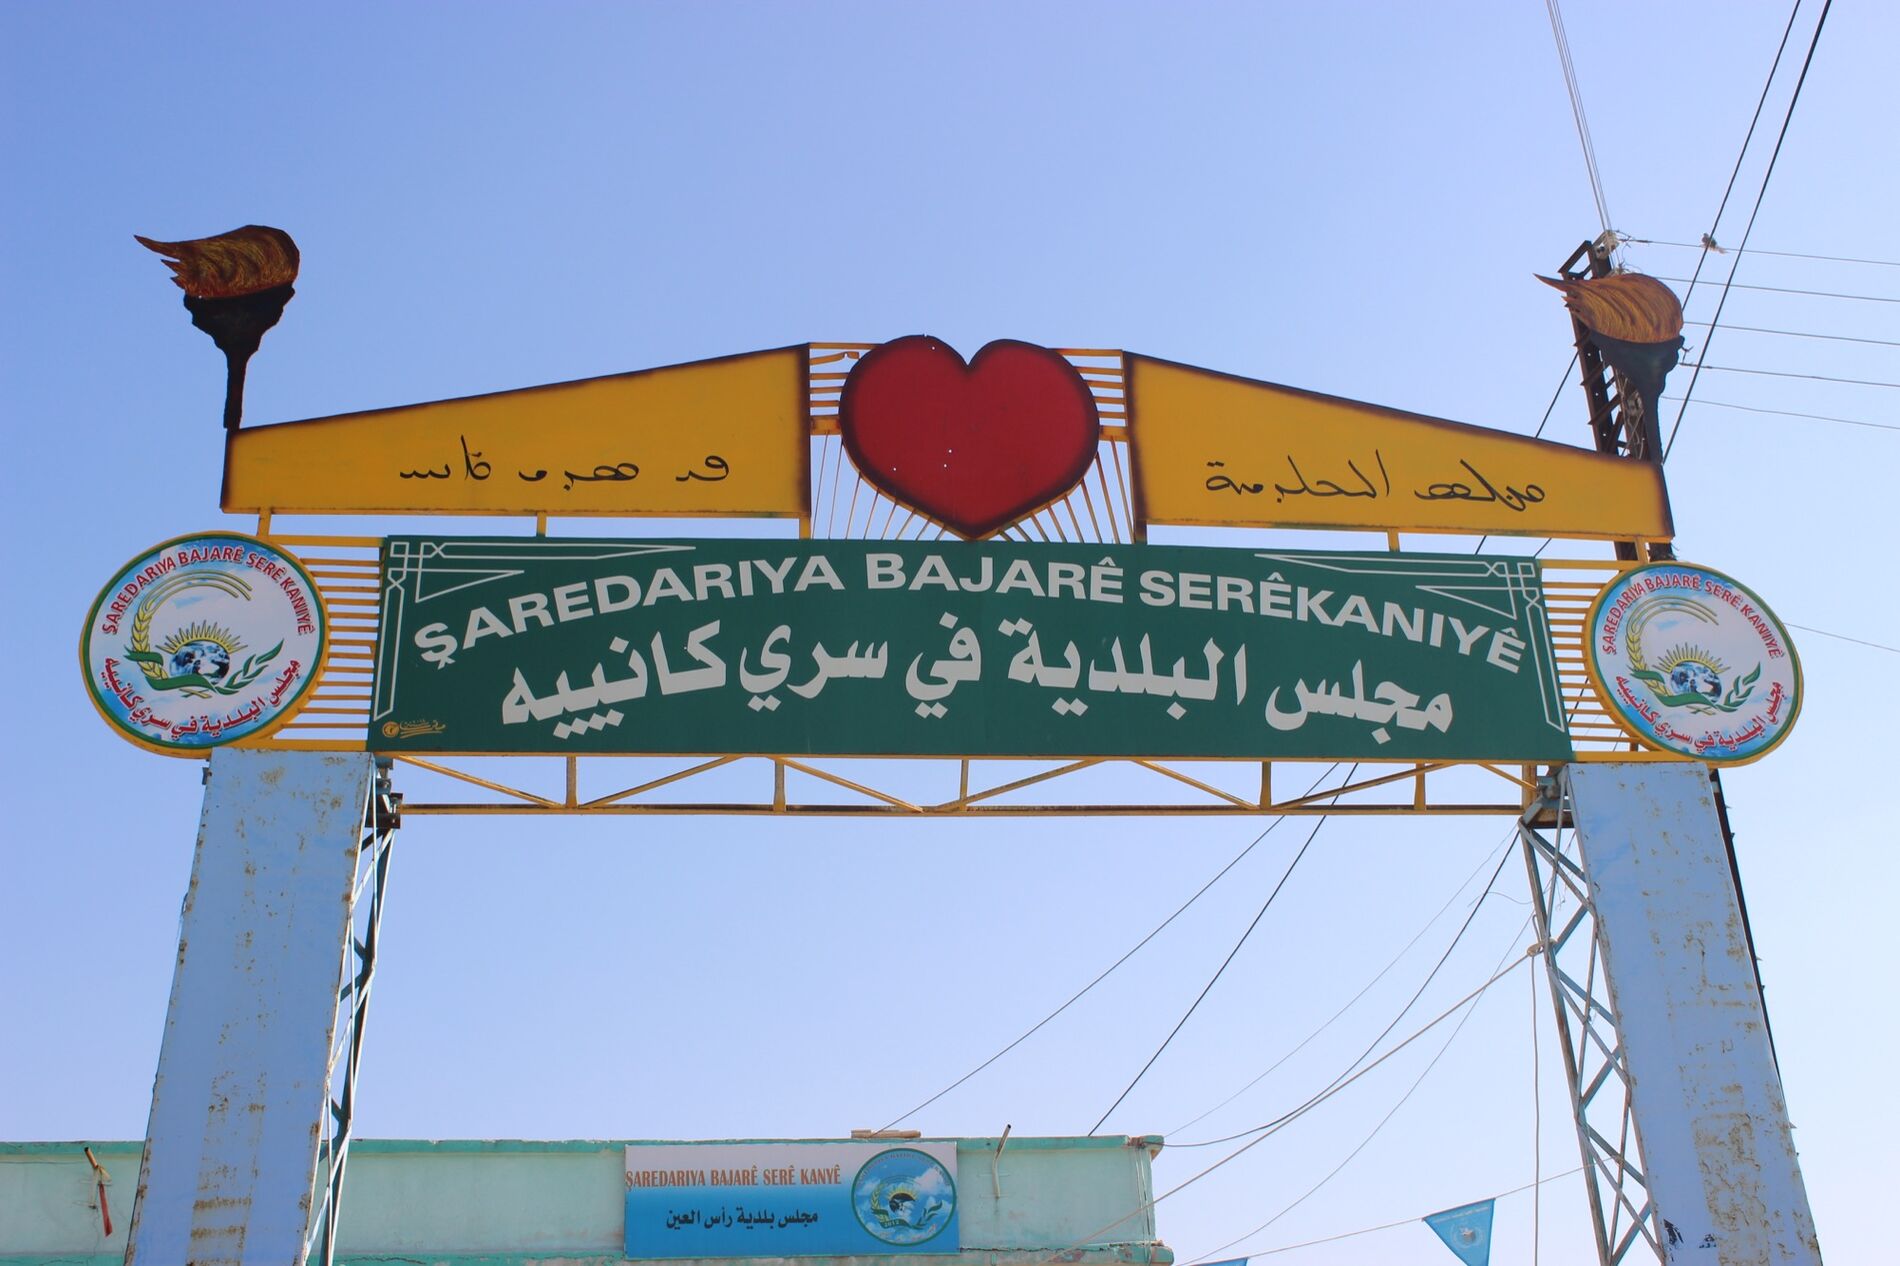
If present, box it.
[81,532,327,755]
[1587,563,1800,764]
[851,1147,956,1247]
[128,591,280,699]
[1627,616,1758,715]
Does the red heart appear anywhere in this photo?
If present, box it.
[839,336,1100,539]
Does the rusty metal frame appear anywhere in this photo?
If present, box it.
[1518,770,1661,1266]
[307,759,400,1266]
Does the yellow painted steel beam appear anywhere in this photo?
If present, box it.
[1126,354,1672,540]
[224,347,810,517]
[578,756,741,809]
[372,751,1681,818]
[395,801,1535,816]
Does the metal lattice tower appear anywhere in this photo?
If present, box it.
[308,759,400,1266]
[1519,772,1660,1264]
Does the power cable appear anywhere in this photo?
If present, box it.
[1169,838,1518,1149]
[1654,274,1897,304]
[1181,917,1534,1263]
[1786,623,1900,655]
[1166,831,1517,1137]
[1530,353,1580,442]
[1682,321,1900,348]
[1674,362,1900,390]
[1625,237,1900,269]
[1659,395,1900,434]
[1665,0,1835,462]
[1530,955,1543,1265]
[1544,0,1613,237]
[1649,0,1806,368]
[1029,950,1537,1266]
[1088,774,1358,1135]
[1476,354,1577,553]
[875,763,1347,1131]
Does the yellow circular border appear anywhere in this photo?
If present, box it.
[78,530,331,758]
[1582,562,1803,765]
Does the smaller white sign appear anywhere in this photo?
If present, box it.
[625,1140,960,1259]
[1586,563,1800,763]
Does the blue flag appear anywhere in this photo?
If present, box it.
[1423,1199,1494,1266]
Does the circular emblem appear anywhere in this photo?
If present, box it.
[79,532,327,756]
[850,1147,956,1246]
[1585,563,1800,763]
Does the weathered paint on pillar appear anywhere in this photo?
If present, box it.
[123,749,375,1266]
[1568,762,1820,1264]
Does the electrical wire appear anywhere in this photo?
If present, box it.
[1786,623,1900,655]
[1166,831,1518,1137]
[1674,362,1900,390]
[1180,917,1534,1264]
[1648,0,1806,375]
[1088,773,1358,1135]
[1544,0,1613,237]
[1029,950,1537,1266]
[1531,353,1580,443]
[1476,354,1577,553]
[1659,395,1900,433]
[1682,321,1900,348]
[875,763,1347,1131]
[1625,237,1900,269]
[1169,838,1519,1149]
[1530,954,1543,1265]
[1655,274,1897,304]
[1665,0,1835,462]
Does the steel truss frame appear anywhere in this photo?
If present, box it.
[1518,769,1662,1266]
[383,753,1589,817]
[306,758,400,1266]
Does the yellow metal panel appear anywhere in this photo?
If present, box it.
[223,346,810,517]
[1127,355,1672,540]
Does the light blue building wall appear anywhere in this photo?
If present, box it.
[0,1136,1170,1266]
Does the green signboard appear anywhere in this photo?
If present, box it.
[369,538,1572,761]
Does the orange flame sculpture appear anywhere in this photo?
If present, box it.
[1536,271,1684,344]
[1539,270,1686,462]
[139,225,301,430]
[136,225,299,299]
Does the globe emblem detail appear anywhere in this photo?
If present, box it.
[169,640,233,682]
[851,1148,955,1246]
[1667,659,1720,703]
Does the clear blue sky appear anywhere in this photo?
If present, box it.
[4,4,1893,1263]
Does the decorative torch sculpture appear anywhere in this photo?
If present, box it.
[137,225,300,430]
[1537,270,1685,461]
